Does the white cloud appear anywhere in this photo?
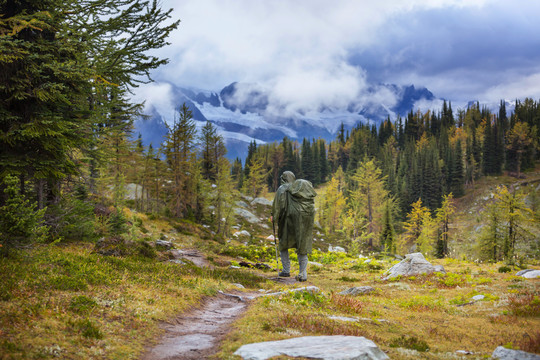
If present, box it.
[132,82,176,119]
[481,72,540,103]
[135,0,539,114]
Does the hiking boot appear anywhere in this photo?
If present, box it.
[278,271,290,277]
[295,275,307,282]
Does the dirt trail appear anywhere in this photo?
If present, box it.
[141,292,250,360]
[142,248,296,359]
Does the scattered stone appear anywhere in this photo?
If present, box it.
[516,269,540,279]
[241,195,254,202]
[234,207,260,224]
[234,230,251,238]
[492,346,540,360]
[383,252,437,280]
[168,259,186,265]
[386,282,411,291]
[328,245,346,253]
[251,197,272,207]
[266,235,275,241]
[309,261,323,267]
[472,295,485,301]
[434,265,446,274]
[155,239,174,249]
[456,350,474,355]
[263,286,320,297]
[229,265,241,269]
[232,283,245,289]
[339,286,375,296]
[234,335,389,360]
[328,315,389,325]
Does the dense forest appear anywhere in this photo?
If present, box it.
[1,0,539,264]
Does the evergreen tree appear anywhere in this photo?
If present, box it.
[0,0,91,206]
[163,103,197,217]
[380,199,397,253]
[435,193,455,258]
[199,121,226,181]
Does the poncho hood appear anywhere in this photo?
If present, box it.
[280,171,296,185]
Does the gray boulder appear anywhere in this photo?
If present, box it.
[251,197,272,207]
[339,286,375,296]
[234,335,389,360]
[492,346,540,359]
[516,269,540,279]
[155,239,174,249]
[236,200,249,208]
[383,252,436,280]
[234,207,260,224]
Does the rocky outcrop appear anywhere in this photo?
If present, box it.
[234,207,261,224]
[383,253,441,280]
[492,346,540,359]
[234,335,389,360]
[251,197,272,207]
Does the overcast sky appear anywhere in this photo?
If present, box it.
[136,0,540,113]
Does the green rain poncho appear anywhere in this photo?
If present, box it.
[272,172,317,255]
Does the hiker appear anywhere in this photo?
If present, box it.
[271,171,317,282]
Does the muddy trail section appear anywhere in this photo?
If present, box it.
[142,248,244,360]
[141,249,293,359]
[141,291,252,360]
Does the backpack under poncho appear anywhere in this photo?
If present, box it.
[277,179,317,255]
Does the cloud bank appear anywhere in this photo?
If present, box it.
[135,0,540,116]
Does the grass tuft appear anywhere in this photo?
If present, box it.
[389,335,429,352]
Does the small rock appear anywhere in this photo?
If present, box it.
[155,240,174,248]
[229,265,241,269]
[386,282,411,291]
[472,295,485,301]
[492,346,540,360]
[309,261,323,267]
[232,283,245,289]
[329,245,346,253]
[328,315,359,322]
[456,350,474,355]
[339,286,375,296]
[263,286,320,297]
[266,234,275,241]
[516,269,540,279]
[233,230,251,238]
[434,265,446,274]
[168,259,185,265]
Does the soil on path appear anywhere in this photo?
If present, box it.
[142,248,301,359]
[141,291,253,360]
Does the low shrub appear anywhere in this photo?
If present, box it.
[389,335,429,352]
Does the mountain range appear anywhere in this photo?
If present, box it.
[133,81,437,161]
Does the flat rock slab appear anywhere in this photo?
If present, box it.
[492,346,540,359]
[234,335,389,360]
[339,286,375,296]
[516,269,540,279]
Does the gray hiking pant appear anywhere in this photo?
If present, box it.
[280,250,308,280]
